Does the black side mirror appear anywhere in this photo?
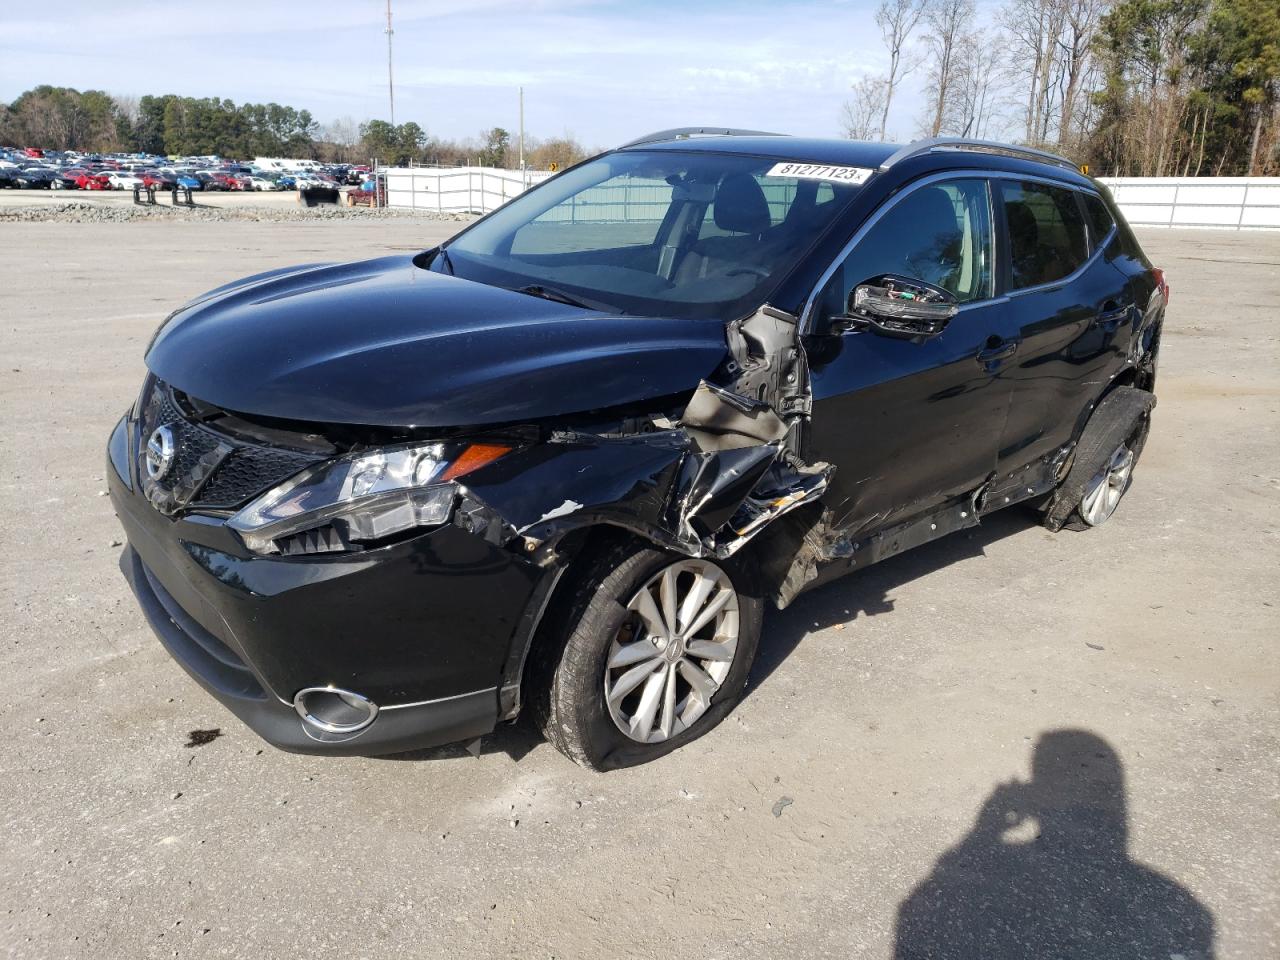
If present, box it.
[837,274,958,341]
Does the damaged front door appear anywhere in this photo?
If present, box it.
[803,176,1015,534]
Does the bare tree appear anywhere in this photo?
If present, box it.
[112,94,140,125]
[841,76,890,140]
[920,0,974,137]
[324,116,361,149]
[1000,0,1064,144]
[1055,0,1105,150]
[946,31,1011,138]
[876,0,930,139]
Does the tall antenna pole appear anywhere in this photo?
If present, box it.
[518,87,525,179]
[385,0,395,126]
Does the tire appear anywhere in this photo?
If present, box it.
[1044,386,1155,532]
[531,541,762,770]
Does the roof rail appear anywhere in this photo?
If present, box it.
[619,127,788,150]
[878,137,1080,173]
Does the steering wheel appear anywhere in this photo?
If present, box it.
[727,266,770,280]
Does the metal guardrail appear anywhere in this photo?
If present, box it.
[1098,177,1280,230]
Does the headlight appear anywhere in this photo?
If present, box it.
[229,440,512,556]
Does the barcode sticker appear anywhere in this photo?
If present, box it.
[765,162,874,184]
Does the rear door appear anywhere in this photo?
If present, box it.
[991,179,1134,480]
[804,176,1016,534]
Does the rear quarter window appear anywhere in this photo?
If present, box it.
[1081,192,1115,251]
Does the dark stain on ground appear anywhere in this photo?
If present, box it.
[185,728,222,748]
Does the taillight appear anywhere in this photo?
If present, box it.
[1153,268,1169,305]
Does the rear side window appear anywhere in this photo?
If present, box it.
[1081,192,1115,250]
[1000,181,1089,289]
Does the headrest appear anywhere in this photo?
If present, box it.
[713,173,771,234]
[899,186,960,238]
[1006,200,1039,245]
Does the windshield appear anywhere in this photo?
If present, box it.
[440,150,863,320]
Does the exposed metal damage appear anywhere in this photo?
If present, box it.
[452,302,834,582]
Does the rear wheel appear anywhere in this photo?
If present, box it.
[532,543,761,770]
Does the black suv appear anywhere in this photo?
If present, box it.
[108,130,1166,769]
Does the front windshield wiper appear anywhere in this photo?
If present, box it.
[514,284,607,311]
[432,246,455,275]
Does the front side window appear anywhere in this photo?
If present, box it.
[1001,180,1089,289]
[442,150,865,320]
[816,178,994,322]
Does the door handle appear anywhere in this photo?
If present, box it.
[976,336,1019,365]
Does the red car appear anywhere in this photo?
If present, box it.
[70,170,112,190]
[141,171,177,190]
[206,172,237,190]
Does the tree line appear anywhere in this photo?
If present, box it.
[842,0,1279,175]
[0,86,592,169]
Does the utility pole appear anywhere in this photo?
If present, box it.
[518,87,525,180]
[385,0,395,126]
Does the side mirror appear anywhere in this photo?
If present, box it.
[838,274,958,341]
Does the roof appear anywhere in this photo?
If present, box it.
[617,131,1089,186]
[622,135,901,169]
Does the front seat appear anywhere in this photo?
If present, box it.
[894,186,965,293]
[676,173,774,283]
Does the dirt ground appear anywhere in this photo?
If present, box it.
[0,219,1276,960]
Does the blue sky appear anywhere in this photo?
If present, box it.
[0,0,938,148]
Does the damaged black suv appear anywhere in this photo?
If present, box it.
[108,130,1166,769]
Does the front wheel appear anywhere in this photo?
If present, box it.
[532,543,761,770]
[1043,386,1154,532]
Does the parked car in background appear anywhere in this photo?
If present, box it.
[247,176,279,191]
[142,171,178,190]
[103,171,144,191]
[71,169,112,190]
[175,174,203,192]
[50,169,82,189]
[13,167,54,188]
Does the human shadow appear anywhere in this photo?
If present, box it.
[749,506,1038,695]
[894,730,1215,960]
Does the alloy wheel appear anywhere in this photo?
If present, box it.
[1079,441,1135,526]
[604,559,740,744]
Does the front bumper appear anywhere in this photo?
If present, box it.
[108,415,545,755]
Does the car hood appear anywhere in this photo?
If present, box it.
[145,255,729,428]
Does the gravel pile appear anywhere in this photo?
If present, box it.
[0,201,472,224]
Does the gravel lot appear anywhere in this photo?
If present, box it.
[1,219,1276,959]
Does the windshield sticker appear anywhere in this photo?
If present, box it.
[765,162,873,184]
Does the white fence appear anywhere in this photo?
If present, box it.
[384,166,1280,231]
[1098,177,1280,230]
[383,166,553,214]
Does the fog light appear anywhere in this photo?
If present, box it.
[293,686,378,739]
